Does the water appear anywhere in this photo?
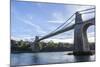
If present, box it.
[11,51,95,66]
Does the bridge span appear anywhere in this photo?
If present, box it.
[32,8,95,54]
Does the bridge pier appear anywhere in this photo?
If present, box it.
[32,36,40,52]
[73,12,91,55]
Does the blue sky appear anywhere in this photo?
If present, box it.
[11,0,95,43]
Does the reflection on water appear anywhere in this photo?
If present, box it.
[74,56,90,62]
[11,52,95,66]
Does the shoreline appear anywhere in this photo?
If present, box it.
[11,50,95,56]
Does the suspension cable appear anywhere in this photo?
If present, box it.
[49,13,75,34]
[80,11,95,14]
[61,18,75,30]
[78,8,95,12]
[39,8,95,39]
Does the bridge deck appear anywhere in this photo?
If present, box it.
[38,18,95,41]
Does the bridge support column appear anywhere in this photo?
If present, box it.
[33,36,40,52]
[73,12,90,55]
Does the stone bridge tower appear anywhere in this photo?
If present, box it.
[33,36,40,52]
[74,12,90,54]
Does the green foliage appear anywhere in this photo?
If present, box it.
[11,39,95,53]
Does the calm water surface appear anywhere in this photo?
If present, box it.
[11,51,95,66]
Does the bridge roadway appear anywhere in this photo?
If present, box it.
[37,18,95,42]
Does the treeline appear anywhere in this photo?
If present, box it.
[11,40,32,53]
[11,39,95,53]
[38,41,73,52]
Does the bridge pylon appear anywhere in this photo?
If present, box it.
[33,36,40,52]
[73,12,90,55]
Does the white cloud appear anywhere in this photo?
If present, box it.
[87,32,95,42]
[42,36,95,43]
[64,5,95,21]
[18,17,46,34]
[47,12,75,32]
[41,31,95,43]
[88,37,95,42]
[87,32,95,37]
[48,20,65,23]
[11,35,34,41]
[48,12,66,23]
[11,31,95,43]
[11,35,95,43]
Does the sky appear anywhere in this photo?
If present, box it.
[11,0,95,43]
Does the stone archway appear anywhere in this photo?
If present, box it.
[82,22,94,51]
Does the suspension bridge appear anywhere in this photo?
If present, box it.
[31,8,95,55]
